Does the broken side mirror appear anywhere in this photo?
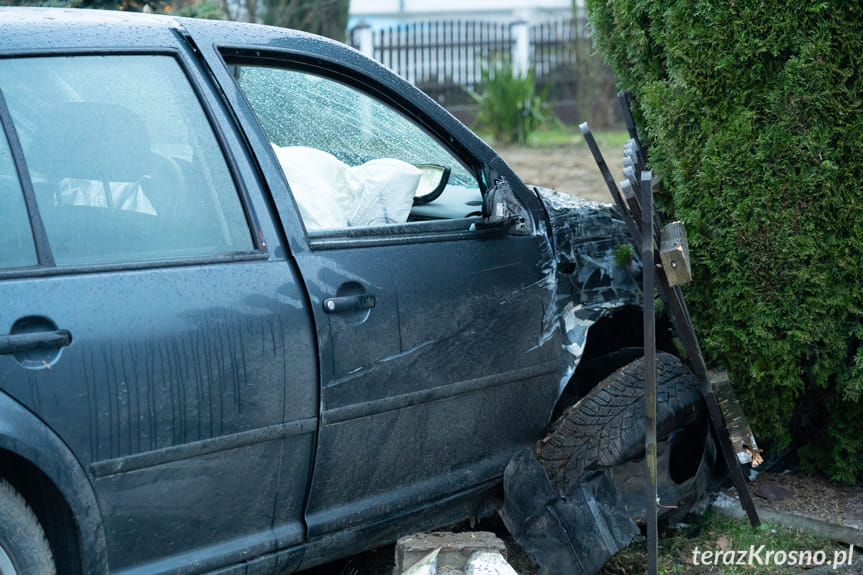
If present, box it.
[481,178,531,235]
[412,164,451,206]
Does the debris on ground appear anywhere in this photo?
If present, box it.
[745,470,863,529]
[394,531,517,575]
[714,487,863,549]
[500,448,639,575]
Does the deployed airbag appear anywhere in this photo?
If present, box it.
[271,144,421,230]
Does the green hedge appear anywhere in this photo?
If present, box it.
[586,0,863,481]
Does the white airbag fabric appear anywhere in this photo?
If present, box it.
[271,144,421,230]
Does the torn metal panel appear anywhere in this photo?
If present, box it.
[501,449,639,575]
[532,187,642,392]
[710,370,763,467]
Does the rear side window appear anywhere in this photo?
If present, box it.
[0,133,37,269]
[0,55,253,266]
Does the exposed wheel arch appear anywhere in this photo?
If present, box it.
[0,391,108,575]
[0,476,56,575]
[538,352,726,521]
[0,450,80,575]
[552,306,677,420]
[579,306,676,364]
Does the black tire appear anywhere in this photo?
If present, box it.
[0,479,56,575]
[538,352,724,521]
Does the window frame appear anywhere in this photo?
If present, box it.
[0,48,267,278]
[221,50,496,249]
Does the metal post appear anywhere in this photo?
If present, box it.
[580,120,761,529]
[642,170,658,575]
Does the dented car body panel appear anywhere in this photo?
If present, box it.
[0,9,640,574]
[533,187,642,391]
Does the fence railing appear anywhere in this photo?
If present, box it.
[351,19,580,108]
[531,19,579,101]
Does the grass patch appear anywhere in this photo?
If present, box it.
[528,126,629,148]
[472,125,629,149]
[601,510,844,575]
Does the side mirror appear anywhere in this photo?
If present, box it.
[412,164,451,206]
[481,178,531,235]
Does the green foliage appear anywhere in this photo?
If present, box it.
[4,0,181,12]
[613,243,634,266]
[572,34,618,129]
[471,61,552,145]
[587,0,863,480]
[602,509,839,575]
[175,0,224,19]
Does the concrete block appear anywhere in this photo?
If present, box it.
[394,532,508,575]
[403,549,439,575]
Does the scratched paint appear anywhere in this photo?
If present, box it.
[533,186,642,393]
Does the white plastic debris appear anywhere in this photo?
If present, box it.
[464,551,519,575]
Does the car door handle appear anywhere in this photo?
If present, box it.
[0,330,73,355]
[323,295,377,314]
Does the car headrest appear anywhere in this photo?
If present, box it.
[27,102,152,183]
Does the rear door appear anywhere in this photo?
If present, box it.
[186,29,561,539]
[0,47,316,573]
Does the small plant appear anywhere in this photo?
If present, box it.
[470,60,551,145]
[613,243,635,266]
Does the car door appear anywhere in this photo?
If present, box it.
[184,24,561,540]
[0,48,316,573]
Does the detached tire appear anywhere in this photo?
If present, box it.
[538,352,724,521]
[0,479,56,575]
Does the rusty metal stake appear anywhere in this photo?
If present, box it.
[642,171,658,575]
[580,120,761,528]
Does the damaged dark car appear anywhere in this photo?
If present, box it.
[0,8,722,575]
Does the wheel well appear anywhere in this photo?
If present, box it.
[552,307,677,419]
[580,306,675,362]
[0,450,83,575]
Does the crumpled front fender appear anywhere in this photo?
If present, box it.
[532,186,642,394]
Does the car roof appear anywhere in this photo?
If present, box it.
[0,6,505,187]
[0,7,347,56]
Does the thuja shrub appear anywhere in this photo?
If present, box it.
[586,0,863,481]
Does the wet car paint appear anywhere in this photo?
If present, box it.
[0,9,642,574]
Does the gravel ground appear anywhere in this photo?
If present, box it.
[496,142,621,204]
[745,469,863,530]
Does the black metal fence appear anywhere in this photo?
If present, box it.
[530,19,579,102]
[351,19,579,109]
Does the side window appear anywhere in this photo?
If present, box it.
[0,55,254,267]
[232,64,482,231]
[0,133,37,269]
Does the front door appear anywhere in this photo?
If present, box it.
[203,49,560,538]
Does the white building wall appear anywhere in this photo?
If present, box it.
[350,0,574,26]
